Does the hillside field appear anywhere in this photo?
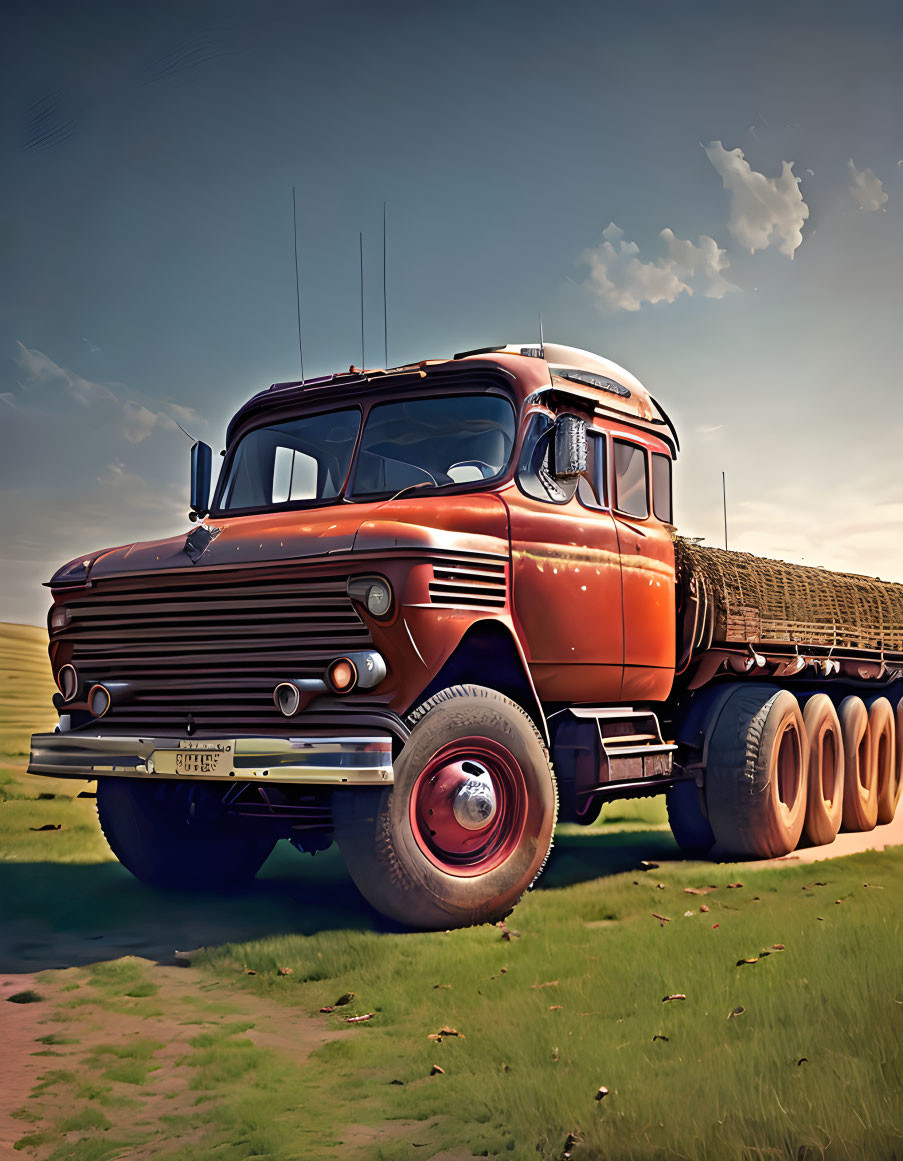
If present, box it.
[1,622,901,1161]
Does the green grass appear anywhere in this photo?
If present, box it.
[0,623,112,862]
[3,622,903,1159]
[187,851,903,1160]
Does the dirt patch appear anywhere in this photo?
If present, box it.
[1,958,345,1159]
[0,973,46,1155]
[757,807,903,867]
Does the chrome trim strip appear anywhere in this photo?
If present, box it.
[28,732,394,786]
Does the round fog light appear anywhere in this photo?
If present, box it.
[366,580,391,617]
[327,659,357,692]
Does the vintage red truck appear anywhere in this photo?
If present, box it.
[29,343,903,928]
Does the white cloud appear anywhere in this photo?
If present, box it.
[167,401,205,435]
[15,341,118,407]
[11,342,202,443]
[121,400,175,442]
[704,141,809,258]
[578,222,736,312]
[847,159,888,212]
[659,229,736,300]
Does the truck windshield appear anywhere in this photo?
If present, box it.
[218,408,360,510]
[217,393,516,512]
[351,394,515,497]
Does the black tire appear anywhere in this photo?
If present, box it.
[96,778,276,890]
[704,685,808,858]
[666,779,715,855]
[331,685,557,930]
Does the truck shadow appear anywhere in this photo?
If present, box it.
[0,827,680,974]
[539,826,682,891]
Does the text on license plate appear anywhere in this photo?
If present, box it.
[152,741,234,778]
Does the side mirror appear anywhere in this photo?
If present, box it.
[190,441,213,516]
[552,415,587,479]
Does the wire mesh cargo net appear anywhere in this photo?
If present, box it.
[674,536,903,652]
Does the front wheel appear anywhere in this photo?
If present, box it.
[332,685,557,930]
[97,778,276,890]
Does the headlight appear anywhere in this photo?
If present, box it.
[366,581,392,617]
[50,606,71,633]
[348,576,393,618]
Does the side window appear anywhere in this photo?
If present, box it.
[613,440,649,519]
[651,453,673,524]
[577,431,608,510]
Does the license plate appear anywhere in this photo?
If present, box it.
[152,740,235,778]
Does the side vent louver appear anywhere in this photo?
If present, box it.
[428,558,507,609]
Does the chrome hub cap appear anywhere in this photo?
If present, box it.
[452,761,498,830]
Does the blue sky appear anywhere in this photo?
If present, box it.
[2,0,902,624]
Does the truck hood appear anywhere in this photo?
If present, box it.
[49,493,510,587]
[50,506,362,586]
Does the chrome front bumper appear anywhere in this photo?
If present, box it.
[28,732,394,786]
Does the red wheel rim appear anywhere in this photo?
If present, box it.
[409,737,528,876]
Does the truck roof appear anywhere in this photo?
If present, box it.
[227,342,678,452]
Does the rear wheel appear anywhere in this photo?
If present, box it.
[96,778,276,890]
[704,685,808,857]
[839,696,877,832]
[666,779,715,855]
[867,697,896,826]
[880,698,903,824]
[332,685,557,930]
[801,694,845,846]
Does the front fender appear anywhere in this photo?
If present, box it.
[405,619,547,742]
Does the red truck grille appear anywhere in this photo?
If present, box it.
[56,567,372,733]
[428,557,507,609]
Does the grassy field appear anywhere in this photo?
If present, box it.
[1,623,901,1161]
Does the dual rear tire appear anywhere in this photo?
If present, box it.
[678,686,902,860]
[704,686,808,858]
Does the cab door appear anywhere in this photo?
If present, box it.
[609,435,675,701]
[505,417,623,704]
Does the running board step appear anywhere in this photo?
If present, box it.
[551,708,677,816]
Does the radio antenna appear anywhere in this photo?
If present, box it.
[383,203,388,367]
[359,231,365,369]
[722,471,729,550]
[538,312,544,356]
[292,186,305,383]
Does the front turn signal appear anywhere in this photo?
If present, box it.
[326,650,387,694]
